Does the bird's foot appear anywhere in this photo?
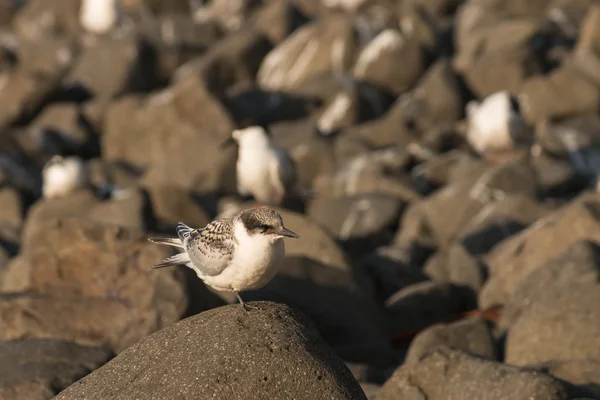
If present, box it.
[241,302,260,312]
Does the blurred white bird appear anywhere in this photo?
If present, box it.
[79,0,121,35]
[226,126,298,206]
[42,155,88,199]
[466,91,531,155]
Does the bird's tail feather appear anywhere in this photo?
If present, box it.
[176,222,193,241]
[150,253,190,270]
[147,237,184,248]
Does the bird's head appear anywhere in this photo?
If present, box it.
[239,207,299,242]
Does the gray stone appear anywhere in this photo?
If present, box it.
[505,282,600,366]
[404,317,497,364]
[0,339,111,400]
[54,302,368,400]
[378,347,577,400]
[499,240,600,330]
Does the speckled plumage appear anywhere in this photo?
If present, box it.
[148,207,299,309]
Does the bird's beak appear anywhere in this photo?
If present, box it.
[220,136,236,149]
[279,227,299,238]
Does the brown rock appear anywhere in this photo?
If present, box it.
[352,28,424,95]
[0,338,111,400]
[144,184,210,231]
[0,219,186,352]
[404,317,497,364]
[573,5,600,86]
[103,75,235,192]
[66,35,161,99]
[505,282,600,366]
[480,193,600,308]
[250,0,309,44]
[519,62,600,124]
[0,68,62,129]
[13,0,81,41]
[498,240,600,331]
[29,103,95,156]
[257,15,357,91]
[455,15,543,97]
[174,27,272,96]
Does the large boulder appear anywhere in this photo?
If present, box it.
[55,302,367,400]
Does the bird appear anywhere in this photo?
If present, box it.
[148,207,299,310]
[42,155,88,199]
[79,0,121,35]
[223,126,298,206]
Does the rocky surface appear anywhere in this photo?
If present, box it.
[54,302,367,400]
[0,0,598,399]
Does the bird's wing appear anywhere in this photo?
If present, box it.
[186,217,236,277]
[269,147,297,196]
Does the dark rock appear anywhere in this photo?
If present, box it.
[359,246,430,301]
[378,347,577,400]
[54,302,368,400]
[0,338,111,400]
[225,87,319,127]
[385,281,476,334]
[245,256,393,366]
[505,282,600,366]
[499,240,600,330]
[28,103,97,156]
[174,27,272,97]
[0,218,186,353]
[103,75,235,192]
[66,35,162,99]
[480,193,600,308]
[257,15,357,91]
[519,61,600,124]
[352,28,424,95]
[404,317,497,364]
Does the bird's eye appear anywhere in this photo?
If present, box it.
[260,224,270,232]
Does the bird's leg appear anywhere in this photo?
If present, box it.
[234,291,258,311]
